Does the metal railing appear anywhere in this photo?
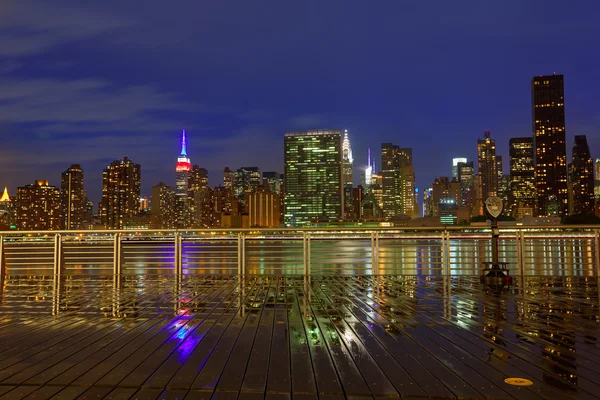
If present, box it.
[0,226,599,277]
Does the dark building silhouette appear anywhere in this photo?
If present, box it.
[532,74,568,216]
[569,135,594,215]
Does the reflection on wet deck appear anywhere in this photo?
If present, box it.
[0,275,599,399]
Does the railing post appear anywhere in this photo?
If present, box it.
[0,235,5,280]
[113,233,123,276]
[174,232,183,275]
[595,230,600,277]
[515,231,523,275]
[371,232,379,275]
[53,234,63,275]
[237,233,245,275]
[303,232,308,275]
[441,230,448,275]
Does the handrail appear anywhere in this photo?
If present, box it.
[0,227,598,278]
[0,225,599,236]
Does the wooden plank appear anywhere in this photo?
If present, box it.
[295,284,344,396]
[94,280,240,388]
[286,280,317,396]
[239,278,277,394]
[104,387,138,399]
[266,278,291,395]
[165,280,247,390]
[158,389,188,399]
[190,278,259,391]
[212,280,263,394]
[310,281,398,398]
[313,282,425,398]
[0,385,39,400]
[23,385,65,399]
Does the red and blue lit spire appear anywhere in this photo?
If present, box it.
[176,128,191,172]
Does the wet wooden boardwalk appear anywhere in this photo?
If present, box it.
[0,275,599,399]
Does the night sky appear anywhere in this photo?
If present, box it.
[1,1,599,207]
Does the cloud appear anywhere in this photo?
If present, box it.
[0,77,211,134]
[0,1,133,58]
[0,61,21,74]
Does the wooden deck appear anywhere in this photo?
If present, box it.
[0,275,599,399]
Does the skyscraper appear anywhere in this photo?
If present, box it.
[284,130,343,226]
[342,130,354,187]
[381,144,415,218]
[175,129,192,228]
[101,157,141,229]
[364,148,374,189]
[457,161,474,208]
[151,182,176,229]
[234,167,261,208]
[187,165,208,227]
[569,135,594,215]
[509,137,536,218]
[16,180,62,230]
[477,130,498,215]
[262,172,283,194]
[532,74,568,216]
[223,167,233,190]
[61,164,86,230]
[0,187,15,229]
[452,157,467,180]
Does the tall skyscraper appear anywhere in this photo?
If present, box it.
[223,167,233,189]
[452,158,467,179]
[595,159,600,180]
[457,161,474,208]
[61,164,86,230]
[477,130,498,215]
[151,182,176,229]
[569,135,594,215]
[101,157,141,229]
[188,165,208,227]
[189,165,208,192]
[284,130,343,226]
[175,129,192,228]
[364,148,374,189]
[342,130,354,187]
[532,74,568,216]
[381,143,399,218]
[509,137,536,218]
[381,144,415,218]
[16,180,62,230]
[0,187,15,229]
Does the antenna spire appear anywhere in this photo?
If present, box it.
[181,128,187,156]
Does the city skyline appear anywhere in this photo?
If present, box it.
[1,2,599,205]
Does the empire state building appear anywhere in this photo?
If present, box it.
[175,129,192,227]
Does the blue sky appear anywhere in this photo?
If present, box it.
[1,0,599,205]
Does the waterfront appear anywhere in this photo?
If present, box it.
[0,275,598,399]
